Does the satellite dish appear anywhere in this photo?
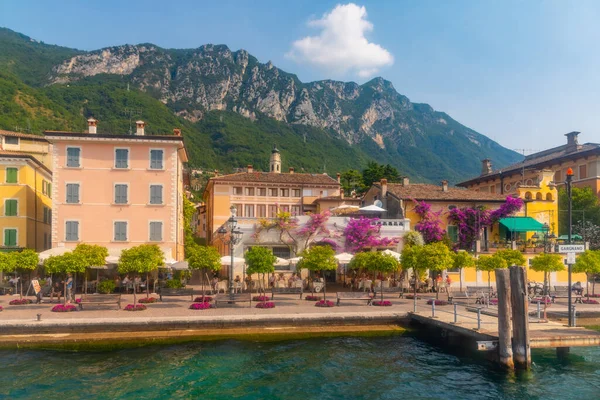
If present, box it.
[374,200,383,208]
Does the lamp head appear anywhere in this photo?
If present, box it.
[566,167,574,177]
[531,232,539,240]
[230,205,237,217]
[217,226,227,235]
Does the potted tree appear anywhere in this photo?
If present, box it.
[298,245,337,305]
[244,247,276,307]
[118,244,165,307]
[187,244,221,301]
[530,253,565,295]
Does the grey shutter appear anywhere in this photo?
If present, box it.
[66,221,78,241]
[115,185,127,204]
[115,222,127,241]
[150,222,162,241]
[116,149,128,168]
[151,150,163,169]
[150,185,162,204]
[67,148,80,167]
[66,184,79,203]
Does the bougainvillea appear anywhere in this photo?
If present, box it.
[413,200,446,244]
[194,296,213,303]
[124,304,147,311]
[305,295,320,301]
[253,295,271,302]
[138,297,158,304]
[51,304,77,312]
[255,302,276,308]
[372,300,392,306]
[427,299,450,306]
[343,217,398,252]
[315,300,335,307]
[189,302,213,310]
[9,299,32,305]
[447,196,523,250]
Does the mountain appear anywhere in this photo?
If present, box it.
[0,27,522,183]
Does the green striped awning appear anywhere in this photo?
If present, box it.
[499,217,546,233]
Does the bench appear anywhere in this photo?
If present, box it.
[336,292,373,306]
[448,291,472,304]
[549,286,582,303]
[214,293,252,307]
[373,287,403,299]
[466,286,495,304]
[78,294,122,310]
[271,287,303,299]
[0,283,13,295]
[159,288,195,301]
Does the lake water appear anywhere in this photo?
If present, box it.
[0,335,599,399]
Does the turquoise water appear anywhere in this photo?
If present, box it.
[0,336,599,399]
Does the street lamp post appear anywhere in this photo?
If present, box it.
[566,167,574,327]
[217,205,244,299]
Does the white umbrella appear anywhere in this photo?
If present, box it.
[38,247,70,262]
[335,252,354,263]
[220,256,246,265]
[331,205,360,214]
[288,256,303,264]
[170,261,189,270]
[359,204,387,212]
[274,257,290,267]
[382,249,401,260]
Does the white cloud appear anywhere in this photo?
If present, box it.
[286,3,394,78]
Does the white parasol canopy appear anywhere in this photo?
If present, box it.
[38,247,69,262]
[274,257,291,267]
[169,261,189,270]
[359,204,387,212]
[382,249,401,260]
[220,256,246,265]
[288,256,303,264]
[331,204,360,214]
[334,252,355,263]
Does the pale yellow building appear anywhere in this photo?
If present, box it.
[0,130,52,169]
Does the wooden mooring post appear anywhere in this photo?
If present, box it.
[509,266,531,370]
[495,268,513,369]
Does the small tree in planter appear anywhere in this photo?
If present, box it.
[573,250,600,296]
[118,244,165,305]
[44,251,86,304]
[187,244,221,297]
[245,247,276,299]
[11,250,39,299]
[298,245,337,301]
[73,244,108,295]
[452,251,475,292]
[418,242,454,299]
[0,252,16,294]
[495,249,526,267]
[365,252,400,303]
[530,253,565,295]
[476,254,507,290]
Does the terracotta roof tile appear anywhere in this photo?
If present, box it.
[385,183,507,202]
[211,172,339,186]
[0,130,48,142]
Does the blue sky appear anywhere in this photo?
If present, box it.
[2,0,599,153]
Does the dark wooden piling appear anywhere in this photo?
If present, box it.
[509,266,530,370]
[495,268,513,369]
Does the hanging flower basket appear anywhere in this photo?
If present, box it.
[372,300,392,307]
[189,302,213,310]
[305,295,320,301]
[194,296,213,303]
[404,295,421,300]
[124,304,147,311]
[315,300,335,307]
[256,302,275,309]
[138,297,158,304]
[51,304,77,312]
[582,299,599,305]
[9,299,32,305]
[426,299,449,306]
[253,295,271,302]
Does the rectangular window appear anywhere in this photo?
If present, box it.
[292,189,301,197]
[114,221,128,241]
[42,180,47,195]
[233,204,243,217]
[244,204,255,218]
[4,200,17,216]
[280,188,289,197]
[5,137,19,145]
[65,221,79,241]
[489,185,496,194]
[269,188,278,197]
[257,188,266,196]
[320,190,328,197]
[43,207,48,223]
[579,165,587,179]
[233,187,243,195]
[245,187,255,196]
[4,229,17,247]
[114,184,128,204]
[150,185,163,204]
[291,205,301,216]
[150,149,164,169]
[66,147,80,167]
[149,221,163,241]
[268,205,278,218]
[115,149,129,169]
[256,205,266,218]
[272,246,291,259]
[447,226,459,243]
[6,167,18,183]
[303,189,313,196]
[66,183,80,204]
[43,233,48,250]
[47,182,52,198]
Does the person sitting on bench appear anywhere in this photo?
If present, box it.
[572,281,583,296]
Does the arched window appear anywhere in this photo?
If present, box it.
[536,192,543,200]
[525,192,532,200]
[546,193,553,201]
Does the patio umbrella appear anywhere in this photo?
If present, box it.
[274,257,290,267]
[38,247,69,262]
[220,256,246,265]
[359,204,386,212]
[331,205,360,214]
[288,256,303,264]
[335,253,354,263]
[382,249,401,260]
[169,261,189,270]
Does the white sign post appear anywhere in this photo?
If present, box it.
[566,253,576,264]
[558,244,585,254]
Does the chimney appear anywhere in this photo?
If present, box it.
[87,118,97,134]
[336,173,341,183]
[402,177,409,186]
[481,159,492,175]
[565,131,581,153]
[289,167,294,174]
[214,169,219,176]
[135,120,145,136]
[247,165,253,173]
[173,128,182,136]
[380,178,388,198]
[441,180,449,192]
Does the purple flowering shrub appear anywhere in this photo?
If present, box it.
[256,302,276,309]
[427,299,449,306]
[189,302,213,310]
[253,295,271,302]
[9,299,32,305]
[138,297,158,304]
[315,300,335,307]
[51,304,77,312]
[414,201,446,243]
[305,295,320,301]
[582,299,599,305]
[194,296,213,303]
[372,300,392,306]
[343,217,398,252]
[124,304,147,311]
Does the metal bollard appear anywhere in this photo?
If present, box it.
[477,308,481,330]
[431,300,436,318]
[36,313,41,321]
[572,305,577,327]
[413,296,417,313]
[453,303,458,323]
[537,301,541,319]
